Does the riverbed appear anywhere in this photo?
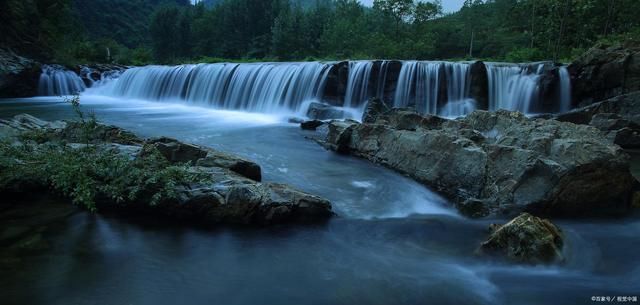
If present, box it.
[1,96,638,305]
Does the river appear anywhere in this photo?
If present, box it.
[1,96,638,305]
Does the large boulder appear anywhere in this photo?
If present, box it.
[569,43,640,107]
[323,109,636,217]
[477,213,564,264]
[0,49,41,98]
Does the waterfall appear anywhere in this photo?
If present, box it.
[375,61,391,99]
[393,61,473,116]
[486,64,541,113]
[394,61,442,114]
[558,67,572,112]
[38,65,86,96]
[344,61,374,108]
[100,62,331,113]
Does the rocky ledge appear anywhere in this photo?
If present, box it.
[0,114,333,225]
[318,103,637,218]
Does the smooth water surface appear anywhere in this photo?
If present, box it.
[1,96,638,305]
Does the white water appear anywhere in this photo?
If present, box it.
[393,61,474,117]
[38,65,86,96]
[344,61,374,108]
[486,64,541,113]
[36,60,573,118]
[558,66,572,112]
[92,62,331,114]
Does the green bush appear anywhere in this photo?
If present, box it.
[0,96,208,211]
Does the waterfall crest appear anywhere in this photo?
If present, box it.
[79,60,573,117]
[99,62,331,113]
[38,65,86,96]
[486,63,541,113]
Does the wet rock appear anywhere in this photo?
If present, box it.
[555,92,640,148]
[477,213,564,264]
[323,109,636,217]
[362,97,389,123]
[569,44,640,107]
[306,102,350,120]
[197,150,262,182]
[0,49,41,97]
[146,137,208,164]
[300,120,325,130]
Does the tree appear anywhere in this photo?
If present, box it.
[414,0,442,24]
[373,0,414,37]
[149,5,180,63]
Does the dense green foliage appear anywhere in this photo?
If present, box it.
[2,0,640,64]
[148,0,640,63]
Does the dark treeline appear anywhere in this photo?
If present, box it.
[2,0,640,65]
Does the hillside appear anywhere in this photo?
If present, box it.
[72,0,190,48]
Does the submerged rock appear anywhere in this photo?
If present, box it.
[322,109,636,217]
[300,120,325,130]
[0,114,332,226]
[477,213,564,265]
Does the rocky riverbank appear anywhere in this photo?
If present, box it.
[0,114,333,226]
[315,102,638,218]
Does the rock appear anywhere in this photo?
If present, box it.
[0,49,41,98]
[555,92,640,148]
[197,150,262,182]
[300,120,325,130]
[323,109,636,217]
[469,61,489,110]
[306,102,351,120]
[569,44,640,107]
[146,137,208,164]
[325,119,358,154]
[0,114,332,226]
[362,97,389,123]
[477,213,564,264]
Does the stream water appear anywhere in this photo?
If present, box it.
[1,96,638,305]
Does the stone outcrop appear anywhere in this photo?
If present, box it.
[321,109,636,218]
[0,114,332,225]
[477,213,564,264]
[556,92,640,148]
[569,43,640,107]
[0,49,41,98]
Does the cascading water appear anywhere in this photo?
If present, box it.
[344,61,374,108]
[38,65,86,96]
[558,66,572,112]
[88,60,572,118]
[99,62,331,113]
[394,61,442,114]
[393,61,474,116]
[375,61,391,99]
[486,63,541,113]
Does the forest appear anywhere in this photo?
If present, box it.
[2,0,640,65]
